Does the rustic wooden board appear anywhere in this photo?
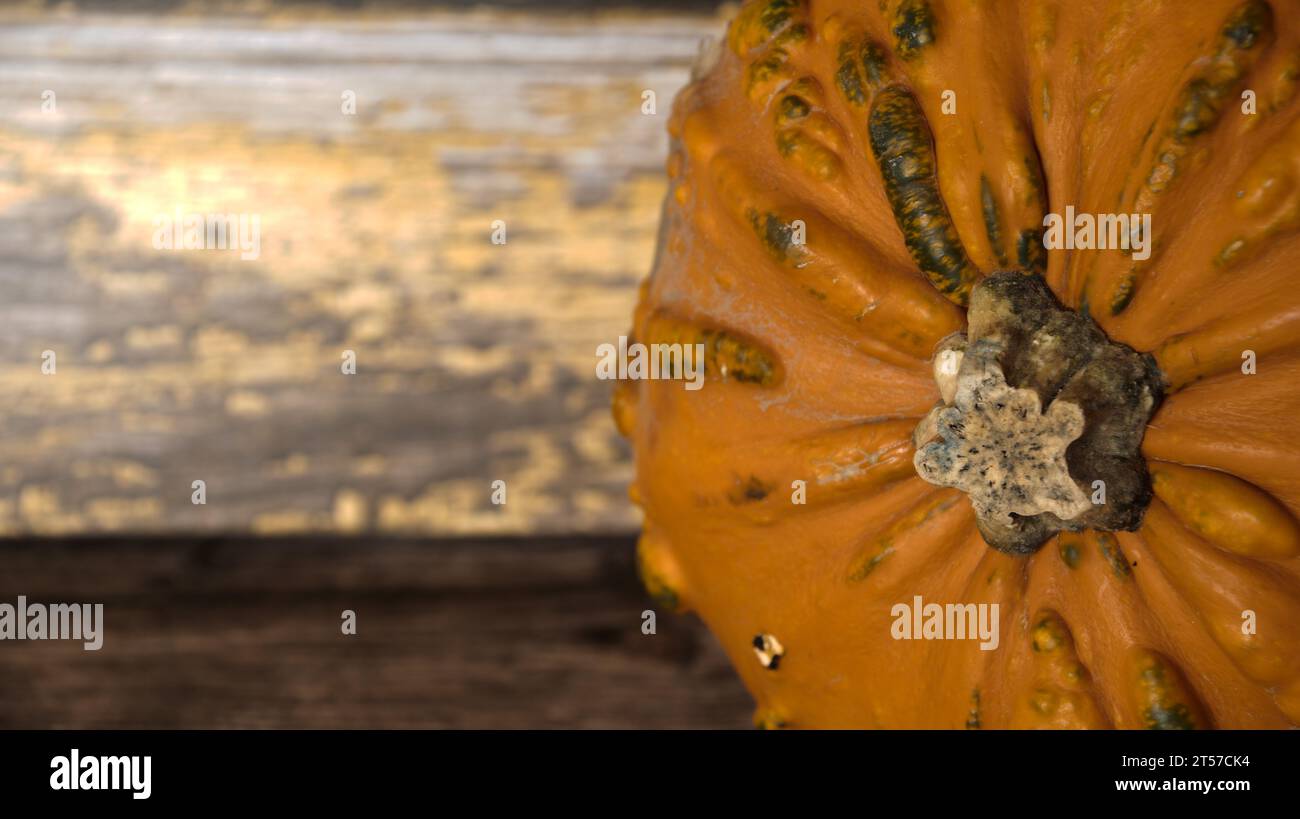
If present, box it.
[0,534,754,728]
[0,4,727,535]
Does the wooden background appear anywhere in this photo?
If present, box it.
[0,1,756,728]
[0,534,751,728]
[0,0,726,537]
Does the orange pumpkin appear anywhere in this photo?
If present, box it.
[617,0,1300,728]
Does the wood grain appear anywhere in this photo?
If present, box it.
[0,534,754,728]
[0,5,727,535]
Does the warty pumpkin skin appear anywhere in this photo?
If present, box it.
[617,0,1300,728]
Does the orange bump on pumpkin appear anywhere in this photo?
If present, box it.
[619,0,1300,729]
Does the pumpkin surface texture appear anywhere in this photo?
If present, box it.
[617,0,1300,728]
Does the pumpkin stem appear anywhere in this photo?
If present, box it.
[912,272,1163,554]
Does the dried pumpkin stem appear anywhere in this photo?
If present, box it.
[913,272,1163,554]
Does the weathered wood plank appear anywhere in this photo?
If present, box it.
[0,534,753,728]
[0,6,726,535]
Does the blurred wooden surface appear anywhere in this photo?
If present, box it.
[0,534,753,728]
[0,4,727,536]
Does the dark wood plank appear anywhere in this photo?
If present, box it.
[0,535,754,728]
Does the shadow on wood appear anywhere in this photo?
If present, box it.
[0,535,754,728]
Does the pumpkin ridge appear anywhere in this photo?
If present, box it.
[1081,0,1277,317]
